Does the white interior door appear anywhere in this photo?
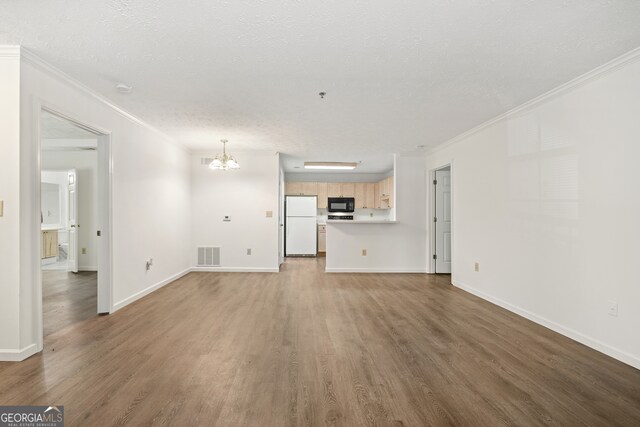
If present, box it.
[434,169,452,273]
[67,169,78,273]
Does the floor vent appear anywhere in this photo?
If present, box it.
[197,247,221,267]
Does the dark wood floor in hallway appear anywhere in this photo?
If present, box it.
[1,258,639,426]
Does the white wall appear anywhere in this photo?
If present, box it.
[0,47,22,357]
[425,52,640,368]
[191,152,280,272]
[0,47,192,360]
[42,150,99,270]
[325,155,427,272]
[41,171,67,227]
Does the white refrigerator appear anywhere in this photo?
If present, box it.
[285,196,317,256]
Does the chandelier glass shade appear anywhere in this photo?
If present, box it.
[209,139,240,170]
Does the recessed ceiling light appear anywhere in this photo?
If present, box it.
[304,162,357,170]
[115,82,133,94]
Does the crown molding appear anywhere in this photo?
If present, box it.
[18,47,189,152]
[427,46,640,155]
[0,45,21,58]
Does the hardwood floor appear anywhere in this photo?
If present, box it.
[1,258,639,426]
[42,270,97,336]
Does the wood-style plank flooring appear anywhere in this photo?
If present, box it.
[1,258,639,426]
[42,270,97,336]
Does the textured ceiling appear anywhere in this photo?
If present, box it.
[2,1,640,157]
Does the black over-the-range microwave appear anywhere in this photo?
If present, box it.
[327,197,355,213]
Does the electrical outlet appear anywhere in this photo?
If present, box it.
[247,248,252,255]
[266,210,273,218]
[145,261,151,271]
[362,249,367,256]
[370,212,373,217]
[474,262,480,272]
[607,301,618,317]
[0,200,4,217]
[82,248,87,255]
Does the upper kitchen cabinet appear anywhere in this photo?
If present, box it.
[327,183,342,198]
[379,176,394,209]
[285,182,303,196]
[340,183,355,198]
[317,183,328,208]
[355,183,376,209]
[286,182,318,196]
[355,183,366,208]
[365,183,376,209]
[301,182,317,196]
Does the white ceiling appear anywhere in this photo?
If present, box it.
[3,1,640,156]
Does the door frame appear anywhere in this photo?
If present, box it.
[428,162,454,275]
[34,102,113,352]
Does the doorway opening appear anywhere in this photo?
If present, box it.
[430,164,452,274]
[38,108,112,343]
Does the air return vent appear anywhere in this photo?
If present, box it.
[197,247,221,267]
[201,157,214,166]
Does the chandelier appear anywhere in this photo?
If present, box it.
[209,139,240,170]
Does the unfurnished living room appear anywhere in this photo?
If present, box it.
[1,1,640,426]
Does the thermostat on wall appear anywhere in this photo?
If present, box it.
[223,215,231,222]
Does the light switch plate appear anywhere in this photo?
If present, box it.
[0,200,3,217]
[266,210,273,218]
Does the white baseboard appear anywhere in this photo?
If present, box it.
[452,280,640,370]
[325,268,427,273]
[78,266,97,272]
[191,266,280,273]
[0,343,38,362]
[112,268,191,312]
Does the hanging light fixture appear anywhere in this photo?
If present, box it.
[209,139,240,171]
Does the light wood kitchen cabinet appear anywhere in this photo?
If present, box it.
[341,183,355,198]
[327,183,342,198]
[42,230,58,259]
[327,182,355,198]
[301,182,317,196]
[375,176,394,209]
[317,224,326,254]
[286,182,318,196]
[286,178,391,208]
[285,182,303,195]
[365,183,376,209]
[354,183,376,209]
[317,183,328,208]
[355,183,366,208]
